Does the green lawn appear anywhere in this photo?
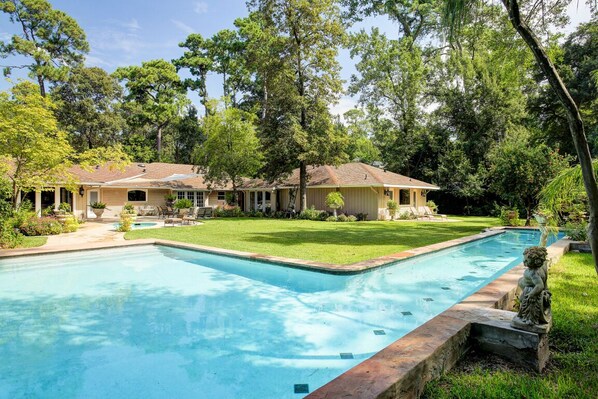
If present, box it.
[423,252,598,399]
[19,236,47,248]
[125,216,499,264]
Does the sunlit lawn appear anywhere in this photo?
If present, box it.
[19,236,47,248]
[423,253,598,399]
[125,216,499,264]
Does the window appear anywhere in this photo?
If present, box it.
[176,191,206,207]
[399,189,410,205]
[217,191,225,201]
[127,190,147,202]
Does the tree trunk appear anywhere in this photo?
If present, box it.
[157,125,162,161]
[299,161,307,212]
[503,0,598,273]
[37,74,46,97]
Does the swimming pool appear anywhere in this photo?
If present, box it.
[112,222,158,230]
[0,230,562,398]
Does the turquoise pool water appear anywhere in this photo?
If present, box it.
[0,230,562,399]
[112,222,157,230]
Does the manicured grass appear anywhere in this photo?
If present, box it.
[124,216,499,264]
[423,252,598,399]
[19,236,47,248]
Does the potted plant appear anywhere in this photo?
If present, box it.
[90,201,107,219]
[387,200,398,220]
[123,203,137,221]
[174,198,193,216]
[164,193,177,206]
[325,192,344,218]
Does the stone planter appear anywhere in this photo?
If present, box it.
[92,208,105,219]
[570,242,592,253]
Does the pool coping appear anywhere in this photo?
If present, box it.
[0,228,507,275]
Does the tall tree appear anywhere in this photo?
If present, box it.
[0,0,89,97]
[209,29,249,107]
[340,0,440,42]
[0,82,128,207]
[173,34,213,116]
[248,0,348,211]
[194,103,263,204]
[445,0,598,272]
[350,30,426,174]
[114,59,189,161]
[169,106,204,164]
[343,109,381,163]
[488,128,569,224]
[51,66,124,151]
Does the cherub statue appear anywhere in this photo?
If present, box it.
[511,246,552,333]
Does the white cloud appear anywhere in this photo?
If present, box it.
[85,54,113,68]
[193,1,209,14]
[171,19,195,35]
[121,18,141,31]
[0,32,11,41]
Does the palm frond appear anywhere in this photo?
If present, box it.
[539,159,598,215]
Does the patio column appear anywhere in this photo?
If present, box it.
[254,191,258,211]
[34,191,41,215]
[261,190,266,211]
[271,190,277,212]
[54,186,60,210]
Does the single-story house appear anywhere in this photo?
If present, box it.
[18,163,233,219]
[241,162,439,220]
[17,162,439,220]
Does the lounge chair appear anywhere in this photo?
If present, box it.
[410,206,430,220]
[204,207,213,218]
[183,207,199,225]
[421,206,447,220]
[196,207,207,218]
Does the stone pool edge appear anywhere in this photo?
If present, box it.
[305,237,573,399]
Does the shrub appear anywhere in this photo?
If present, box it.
[123,203,136,214]
[174,198,193,209]
[254,211,264,218]
[398,210,415,220]
[215,206,243,218]
[272,211,286,219]
[356,213,368,221]
[325,215,337,222]
[20,216,63,236]
[426,200,438,213]
[499,208,520,226]
[61,215,79,233]
[299,206,321,220]
[90,201,106,209]
[337,214,348,222]
[164,193,177,202]
[565,221,588,241]
[117,212,134,232]
[58,202,71,213]
[347,215,357,222]
[0,218,23,248]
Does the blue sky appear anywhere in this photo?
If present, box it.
[0,0,593,116]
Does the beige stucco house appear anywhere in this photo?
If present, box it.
[242,162,439,220]
[18,163,233,219]
[19,162,438,220]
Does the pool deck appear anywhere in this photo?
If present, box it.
[0,226,574,398]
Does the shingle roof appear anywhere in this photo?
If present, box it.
[69,163,232,190]
[242,162,439,190]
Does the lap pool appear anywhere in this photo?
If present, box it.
[0,230,562,398]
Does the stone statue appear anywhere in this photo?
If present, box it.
[511,246,553,333]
